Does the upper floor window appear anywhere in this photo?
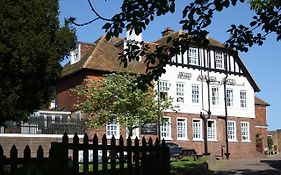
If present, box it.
[211,87,219,105]
[240,90,247,108]
[189,47,198,65]
[241,122,250,142]
[177,118,187,140]
[226,89,233,107]
[161,117,171,140]
[106,120,120,139]
[207,120,216,140]
[176,82,184,103]
[192,119,202,140]
[192,84,200,104]
[227,121,237,141]
[159,80,169,100]
[215,51,223,69]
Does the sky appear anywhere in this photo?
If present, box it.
[59,0,281,131]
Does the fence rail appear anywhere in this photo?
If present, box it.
[0,133,170,175]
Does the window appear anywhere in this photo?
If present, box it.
[106,120,120,139]
[176,82,184,103]
[192,84,200,103]
[177,118,187,140]
[189,47,198,65]
[227,121,236,141]
[161,117,171,140]
[159,80,169,100]
[192,119,202,140]
[126,127,139,139]
[226,89,233,107]
[241,122,250,142]
[211,87,219,105]
[215,51,223,68]
[207,120,216,140]
[240,90,247,108]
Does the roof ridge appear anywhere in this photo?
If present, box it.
[83,36,106,69]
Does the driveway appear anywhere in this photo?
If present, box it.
[209,154,281,175]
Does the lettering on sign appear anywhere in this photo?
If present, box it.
[177,72,191,80]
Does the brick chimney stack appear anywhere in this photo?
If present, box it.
[162,27,174,36]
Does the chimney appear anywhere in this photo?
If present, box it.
[126,26,142,42]
[70,43,81,65]
[162,27,174,36]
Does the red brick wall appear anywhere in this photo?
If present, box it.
[57,71,104,111]
[255,105,267,126]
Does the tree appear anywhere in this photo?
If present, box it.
[0,0,76,123]
[70,0,280,88]
[74,73,174,136]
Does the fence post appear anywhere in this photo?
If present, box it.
[141,137,147,175]
[0,145,4,175]
[119,135,125,172]
[162,139,170,175]
[92,134,99,174]
[127,136,132,175]
[37,145,44,175]
[83,133,89,173]
[110,135,116,171]
[10,145,18,174]
[62,132,69,175]
[154,138,160,175]
[23,145,32,174]
[102,134,108,172]
[73,133,79,174]
[134,137,140,175]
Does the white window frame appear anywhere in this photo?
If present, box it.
[159,80,169,100]
[106,120,120,139]
[177,118,188,140]
[207,120,217,141]
[189,47,198,65]
[215,51,223,69]
[192,84,200,104]
[226,88,233,107]
[241,122,250,142]
[240,90,247,108]
[192,119,203,141]
[211,87,219,106]
[227,121,237,142]
[176,82,184,103]
[126,127,139,139]
[161,117,172,140]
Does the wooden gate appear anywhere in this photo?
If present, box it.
[256,138,263,153]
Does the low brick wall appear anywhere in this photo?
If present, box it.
[0,134,82,157]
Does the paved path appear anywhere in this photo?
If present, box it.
[210,154,281,175]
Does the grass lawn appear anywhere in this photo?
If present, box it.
[170,156,214,175]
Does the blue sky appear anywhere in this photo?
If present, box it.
[59,0,281,131]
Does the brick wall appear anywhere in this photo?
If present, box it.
[0,135,63,157]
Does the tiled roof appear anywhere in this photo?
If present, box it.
[255,96,270,106]
[61,36,148,78]
[155,30,225,48]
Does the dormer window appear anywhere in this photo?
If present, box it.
[70,44,81,65]
[188,47,198,65]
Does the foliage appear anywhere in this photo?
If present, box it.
[74,73,174,135]
[0,0,76,123]
[267,136,274,150]
[70,0,280,88]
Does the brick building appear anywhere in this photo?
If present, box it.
[56,28,269,158]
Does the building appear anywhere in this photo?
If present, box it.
[56,28,269,158]
[268,130,281,154]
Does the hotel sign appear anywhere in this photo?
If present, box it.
[177,72,191,80]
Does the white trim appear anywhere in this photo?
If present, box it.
[241,121,250,142]
[161,117,172,140]
[207,119,217,140]
[255,125,268,129]
[227,120,237,141]
[35,110,71,115]
[176,117,188,140]
[192,118,203,140]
